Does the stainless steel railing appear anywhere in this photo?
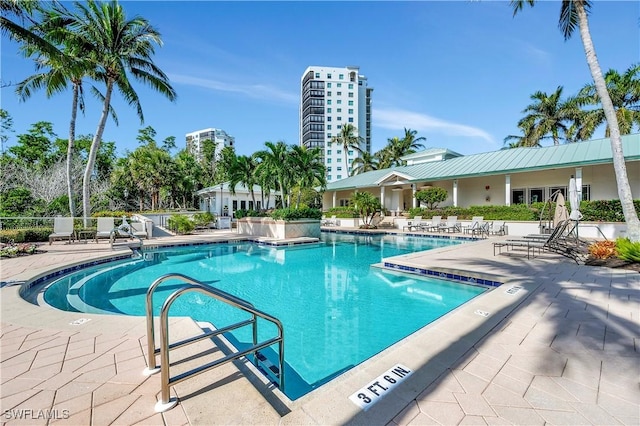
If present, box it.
[144,273,285,412]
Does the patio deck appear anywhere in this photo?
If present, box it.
[1,229,638,425]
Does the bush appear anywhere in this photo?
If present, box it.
[0,242,38,258]
[579,200,640,222]
[415,187,447,209]
[93,210,130,218]
[616,238,640,262]
[325,207,358,218]
[0,228,52,243]
[270,207,322,220]
[406,205,538,221]
[167,214,195,234]
[234,209,267,219]
[193,212,215,227]
[588,240,617,259]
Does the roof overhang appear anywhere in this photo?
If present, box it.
[374,171,415,186]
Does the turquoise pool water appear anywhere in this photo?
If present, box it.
[43,232,486,399]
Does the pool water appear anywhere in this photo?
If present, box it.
[44,233,486,399]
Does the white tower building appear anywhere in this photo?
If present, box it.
[185,128,235,162]
[300,66,372,183]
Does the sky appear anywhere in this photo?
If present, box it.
[1,1,638,159]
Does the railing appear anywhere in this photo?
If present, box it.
[144,273,285,412]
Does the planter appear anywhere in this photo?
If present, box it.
[237,217,321,239]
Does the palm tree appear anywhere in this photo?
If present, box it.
[289,145,326,208]
[331,123,363,176]
[400,128,427,153]
[516,86,575,146]
[228,155,259,208]
[351,150,379,175]
[60,0,176,224]
[255,141,291,208]
[15,4,98,217]
[512,0,639,241]
[578,64,640,137]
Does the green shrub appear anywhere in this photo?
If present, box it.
[167,214,195,234]
[93,210,130,218]
[407,205,538,221]
[270,207,322,220]
[325,207,358,218]
[193,212,215,227]
[579,200,640,222]
[415,187,448,209]
[615,238,640,263]
[0,228,52,243]
[234,209,267,219]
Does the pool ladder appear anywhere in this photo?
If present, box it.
[144,273,285,412]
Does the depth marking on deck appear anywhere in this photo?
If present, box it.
[505,285,523,295]
[349,364,413,410]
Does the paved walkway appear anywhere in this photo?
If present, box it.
[1,230,638,425]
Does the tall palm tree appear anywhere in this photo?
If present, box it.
[255,141,290,208]
[578,63,640,137]
[15,4,98,217]
[61,0,176,223]
[228,155,259,208]
[289,145,326,208]
[331,123,363,176]
[512,0,639,241]
[400,128,427,153]
[351,150,379,175]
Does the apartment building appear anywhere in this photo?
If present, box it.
[300,66,373,183]
[185,128,235,162]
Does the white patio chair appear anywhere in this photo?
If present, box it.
[49,217,74,245]
[95,217,115,243]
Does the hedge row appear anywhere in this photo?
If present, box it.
[0,228,52,243]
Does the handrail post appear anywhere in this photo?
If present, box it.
[155,290,179,412]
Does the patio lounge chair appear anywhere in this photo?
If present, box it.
[130,221,149,239]
[462,216,483,234]
[95,217,115,243]
[322,215,337,226]
[420,216,442,232]
[490,221,507,236]
[403,216,423,232]
[439,216,460,233]
[49,217,74,245]
[470,221,491,238]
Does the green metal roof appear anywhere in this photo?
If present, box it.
[326,134,640,191]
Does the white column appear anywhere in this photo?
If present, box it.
[332,191,337,208]
[412,184,417,209]
[505,175,511,206]
[380,186,386,212]
[575,167,583,199]
[453,180,458,207]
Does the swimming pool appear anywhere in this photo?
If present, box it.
[42,232,487,399]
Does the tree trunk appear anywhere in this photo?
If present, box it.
[577,3,640,241]
[66,83,78,217]
[82,81,114,227]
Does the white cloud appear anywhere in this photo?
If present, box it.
[374,108,495,144]
[169,73,298,104]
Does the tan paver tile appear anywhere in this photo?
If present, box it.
[550,377,598,404]
[110,395,158,425]
[406,411,439,425]
[459,415,488,425]
[451,369,490,394]
[49,408,91,425]
[482,383,531,408]
[505,353,566,377]
[0,378,45,398]
[596,390,640,418]
[416,371,463,403]
[53,381,102,405]
[416,401,464,425]
[32,371,80,391]
[92,382,138,407]
[454,392,496,416]
[74,364,117,384]
[50,392,91,422]
[523,386,575,411]
[536,408,590,425]
[0,388,41,411]
[391,400,420,425]
[91,393,139,426]
[18,363,62,382]
[491,405,545,425]
[461,353,505,383]
[569,402,624,425]
[529,376,580,403]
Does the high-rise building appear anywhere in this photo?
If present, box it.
[300,66,372,183]
[185,128,235,162]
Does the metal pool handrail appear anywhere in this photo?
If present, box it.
[144,273,285,412]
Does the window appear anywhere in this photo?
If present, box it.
[348,100,353,106]
[327,91,332,96]
[348,150,354,156]
[327,116,332,122]
[315,72,320,78]
[327,82,332,88]
[529,188,543,204]
[348,83,353,89]
[337,175,342,179]
[327,125,332,130]
[233,200,238,210]
[582,184,591,201]
[337,108,342,112]
[327,158,332,163]
[337,83,342,87]
[337,149,342,154]
[337,116,342,121]
[337,124,342,129]
[337,91,342,96]
[327,149,332,155]
[337,158,342,162]
[550,187,567,199]
[348,117,354,123]
[337,100,342,104]
[327,166,332,172]
[327,133,332,138]
[328,175,332,180]
[327,100,332,105]
[348,108,353,114]
[327,108,332,113]
[512,189,525,205]
[327,73,332,79]
[339,199,349,207]
[337,166,342,171]
[339,74,344,80]
[348,92,354,97]
[248,201,254,210]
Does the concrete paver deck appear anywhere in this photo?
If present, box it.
[1,229,638,425]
